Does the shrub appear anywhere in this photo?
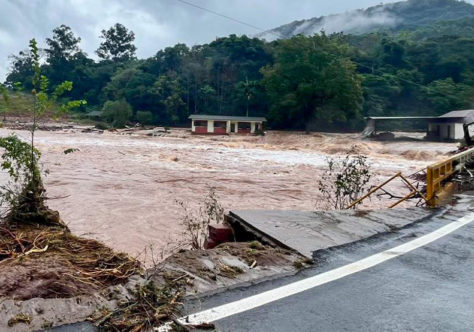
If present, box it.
[317,147,371,210]
[0,134,44,221]
[176,187,225,250]
[136,110,153,125]
[102,99,133,128]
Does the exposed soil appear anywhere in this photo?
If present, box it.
[0,236,301,330]
[0,223,141,301]
[150,241,303,297]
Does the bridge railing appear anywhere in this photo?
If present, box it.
[426,147,474,206]
[346,147,474,209]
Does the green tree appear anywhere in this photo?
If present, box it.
[5,50,35,90]
[423,78,473,113]
[154,74,186,124]
[261,34,363,130]
[45,25,82,65]
[136,110,153,125]
[44,25,86,94]
[101,66,156,111]
[235,78,258,116]
[102,99,133,127]
[96,23,137,62]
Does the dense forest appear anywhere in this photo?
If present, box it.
[2,11,474,130]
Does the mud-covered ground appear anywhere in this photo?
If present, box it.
[0,127,458,259]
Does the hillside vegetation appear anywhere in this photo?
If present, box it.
[257,0,474,39]
[2,0,474,130]
[0,92,62,120]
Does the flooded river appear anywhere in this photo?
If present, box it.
[0,128,457,258]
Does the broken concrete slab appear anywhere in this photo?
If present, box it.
[227,208,436,258]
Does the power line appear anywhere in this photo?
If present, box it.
[177,0,457,100]
[174,0,266,32]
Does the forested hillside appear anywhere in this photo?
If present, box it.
[257,0,474,40]
[2,0,474,130]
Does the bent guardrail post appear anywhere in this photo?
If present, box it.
[346,172,402,209]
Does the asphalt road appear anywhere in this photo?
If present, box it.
[184,196,474,332]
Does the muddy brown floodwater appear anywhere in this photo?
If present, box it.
[0,128,458,260]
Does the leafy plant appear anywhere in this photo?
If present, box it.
[317,147,372,210]
[0,135,41,218]
[0,39,85,225]
[176,187,225,250]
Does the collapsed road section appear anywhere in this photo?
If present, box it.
[226,208,435,258]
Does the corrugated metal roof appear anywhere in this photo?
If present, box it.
[189,114,267,122]
[439,110,474,118]
[365,116,437,120]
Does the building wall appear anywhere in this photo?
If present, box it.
[454,123,464,139]
[194,126,208,134]
[191,119,264,135]
[428,122,464,140]
[207,120,214,133]
[214,127,227,134]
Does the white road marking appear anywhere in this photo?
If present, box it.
[159,212,474,329]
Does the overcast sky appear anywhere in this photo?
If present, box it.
[1,0,473,81]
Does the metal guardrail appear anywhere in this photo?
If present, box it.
[347,147,474,209]
[346,172,428,209]
[426,147,474,206]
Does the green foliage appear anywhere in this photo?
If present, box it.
[102,99,133,127]
[261,34,363,130]
[423,78,474,114]
[153,73,187,124]
[0,135,41,214]
[45,24,82,65]
[177,187,224,250]
[0,134,40,184]
[136,110,153,125]
[0,39,84,226]
[317,148,371,210]
[4,9,474,130]
[0,84,10,120]
[96,23,136,62]
[29,39,87,123]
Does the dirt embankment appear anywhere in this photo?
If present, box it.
[151,241,304,297]
[0,219,303,330]
[0,223,140,301]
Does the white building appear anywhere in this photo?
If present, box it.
[189,115,266,135]
[427,110,474,140]
[364,109,474,141]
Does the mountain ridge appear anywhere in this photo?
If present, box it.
[257,0,474,40]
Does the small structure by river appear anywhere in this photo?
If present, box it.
[189,114,266,135]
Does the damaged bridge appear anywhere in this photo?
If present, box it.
[226,208,434,258]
